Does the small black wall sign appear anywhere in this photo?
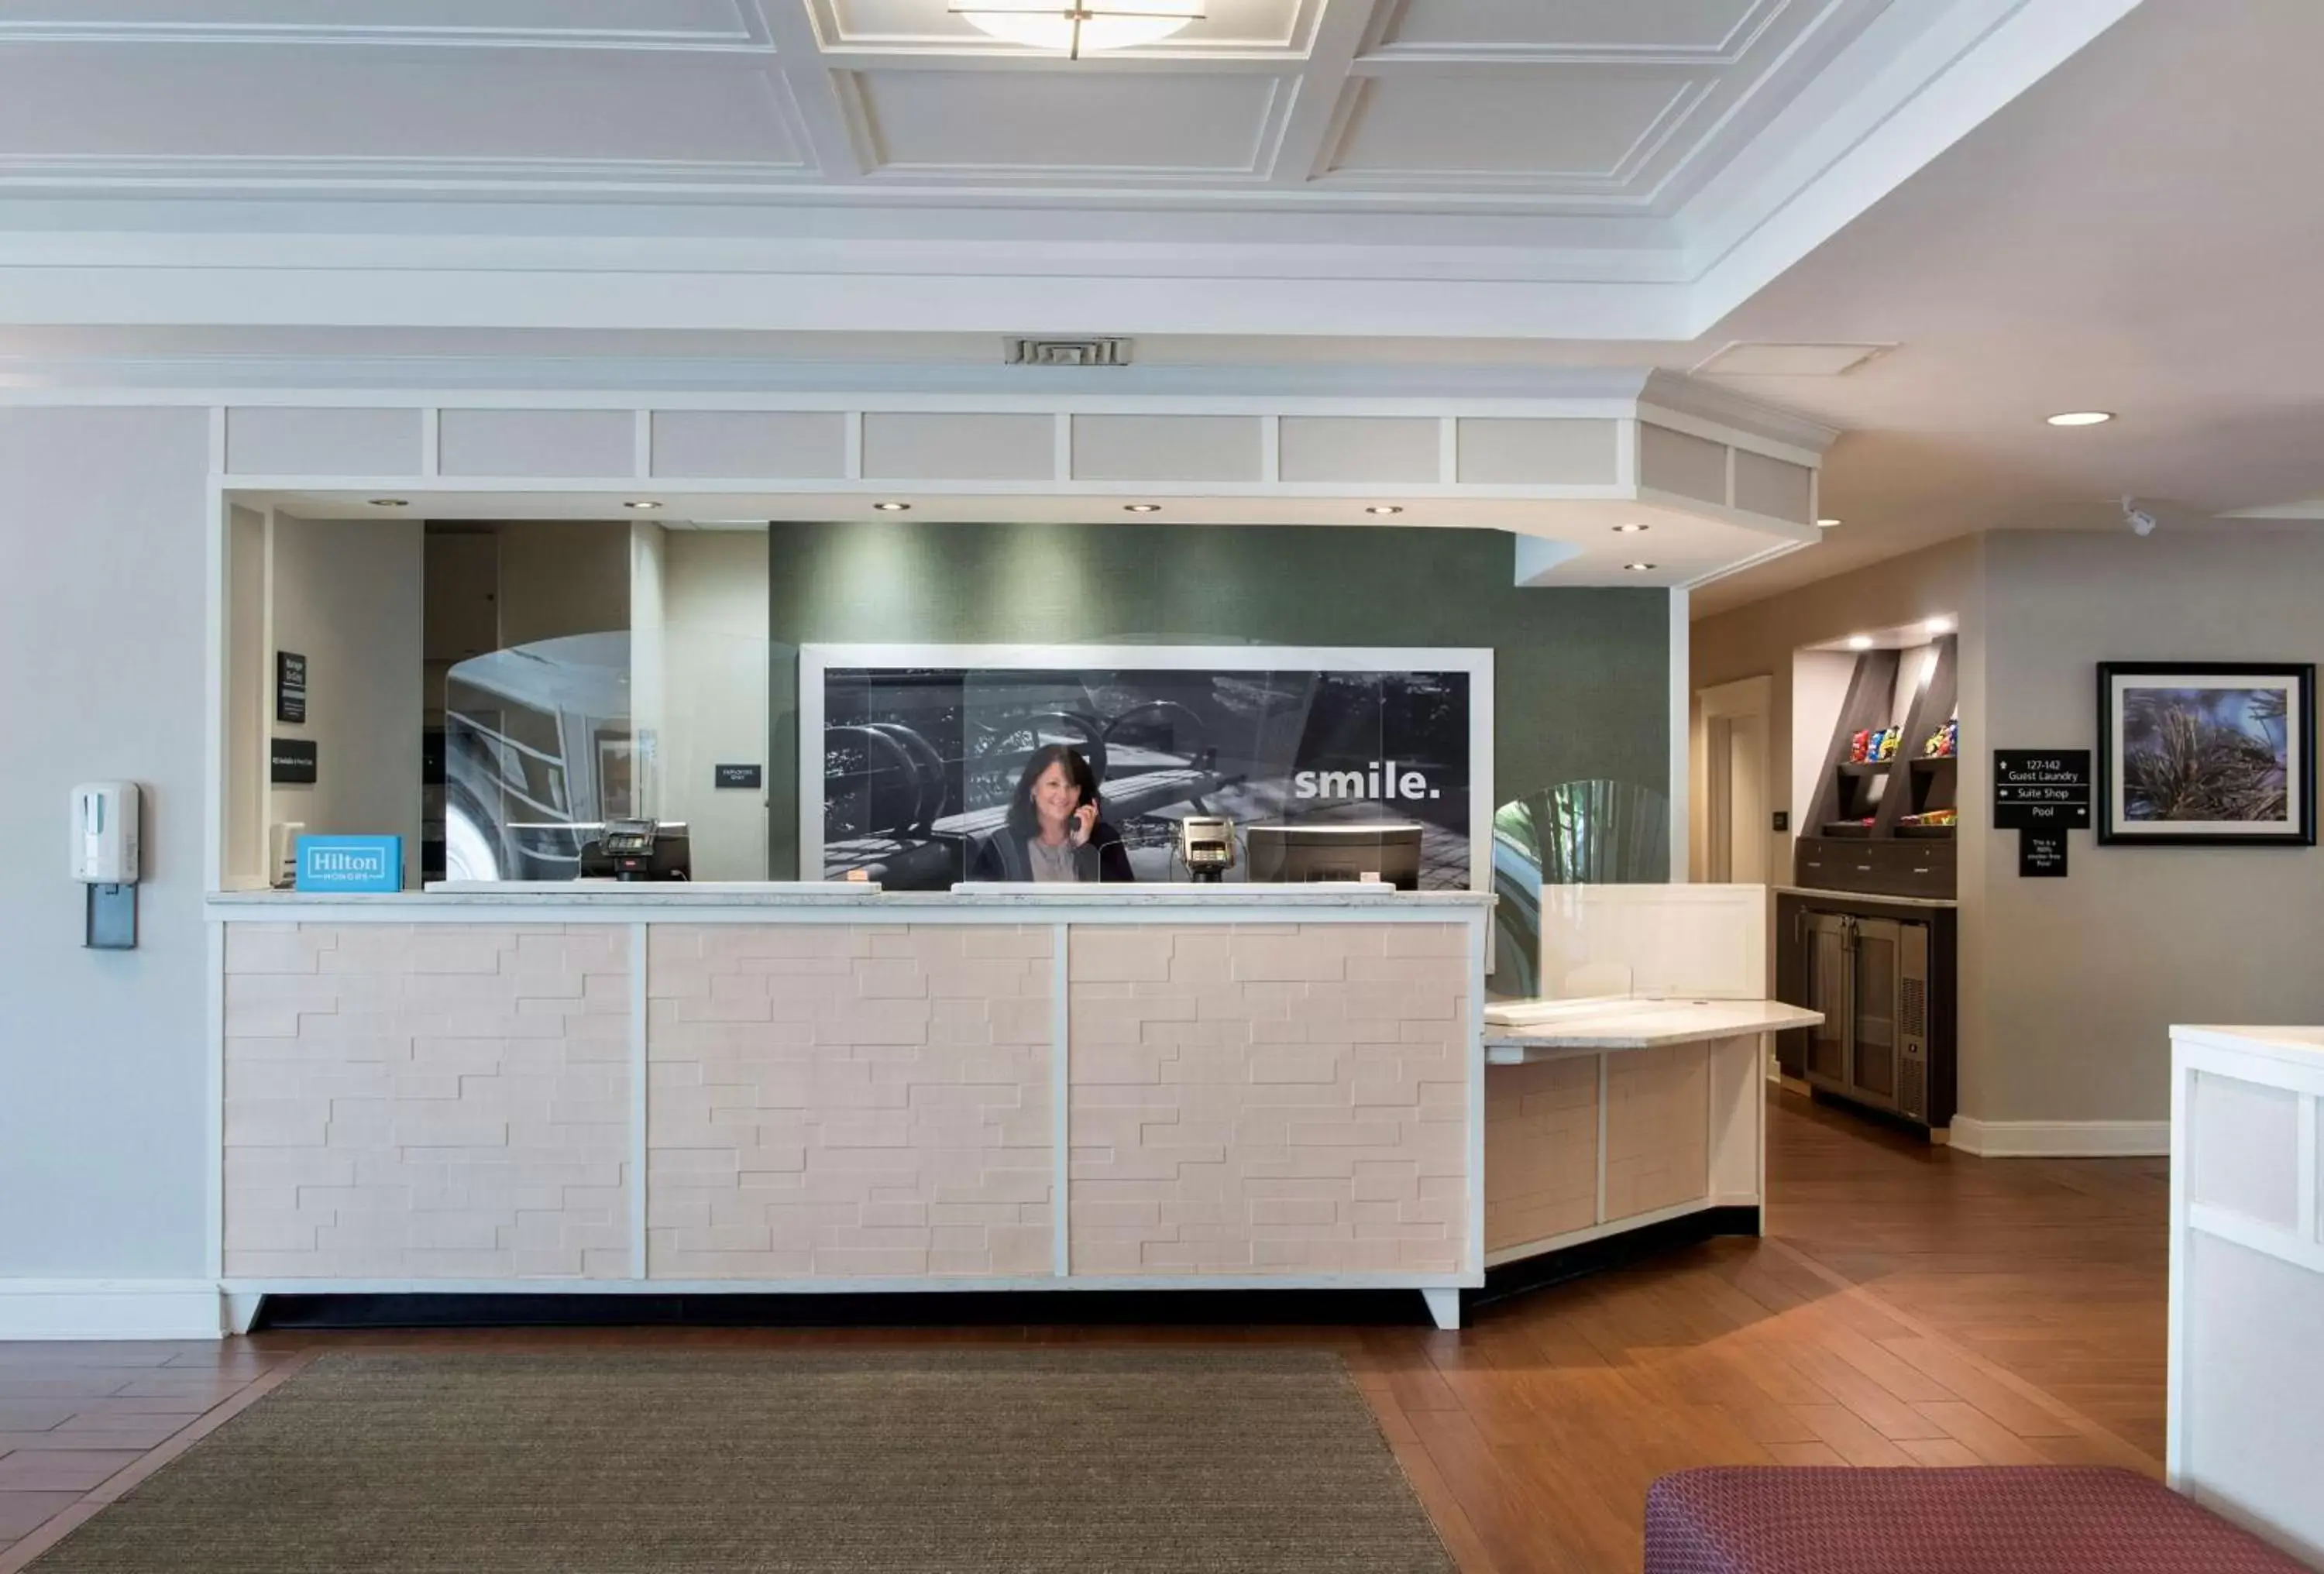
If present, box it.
[276,651,308,725]
[1995,749,2092,829]
[2020,827,2070,878]
[714,763,764,790]
[270,737,318,785]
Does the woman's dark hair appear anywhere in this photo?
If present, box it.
[1005,744,1098,841]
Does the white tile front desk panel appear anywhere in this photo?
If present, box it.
[211,888,1490,1321]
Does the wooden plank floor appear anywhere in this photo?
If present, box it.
[0,1090,2168,1573]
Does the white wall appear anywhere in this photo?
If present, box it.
[266,514,426,889]
[1973,528,2324,1128]
[0,407,212,1279]
[658,531,769,879]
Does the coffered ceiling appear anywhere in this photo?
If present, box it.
[0,0,1871,206]
[0,1,2142,341]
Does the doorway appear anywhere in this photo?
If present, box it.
[1697,675,1772,884]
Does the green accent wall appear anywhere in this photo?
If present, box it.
[767,520,1669,876]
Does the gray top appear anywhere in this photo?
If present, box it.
[1026,837,1079,882]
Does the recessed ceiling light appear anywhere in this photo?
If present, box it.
[1613,523,1649,534]
[624,500,661,510]
[1366,505,1404,516]
[1817,517,1841,529]
[1622,562,1656,572]
[873,501,912,512]
[2046,411,2114,427]
[1123,503,1162,514]
[368,497,409,508]
[1847,634,1874,651]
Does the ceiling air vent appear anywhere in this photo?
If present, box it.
[1007,336,1133,367]
[1692,341,1895,377]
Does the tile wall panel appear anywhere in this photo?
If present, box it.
[1603,1041,1710,1220]
[645,924,1054,1279]
[222,923,634,1280]
[1483,1057,1597,1252]
[1066,922,1470,1275]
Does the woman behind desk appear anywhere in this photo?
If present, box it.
[968,744,1135,883]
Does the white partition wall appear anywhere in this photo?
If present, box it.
[2168,1026,2324,1565]
[1536,882,1768,1002]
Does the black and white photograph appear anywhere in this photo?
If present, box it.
[809,647,1488,890]
[2099,662,2316,845]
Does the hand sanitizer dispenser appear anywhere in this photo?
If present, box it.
[71,782,140,948]
[72,782,139,884]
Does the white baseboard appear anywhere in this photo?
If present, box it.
[1949,1117,2170,1158]
[0,1280,224,1341]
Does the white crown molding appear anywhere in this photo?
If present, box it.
[0,1278,224,1341]
[1949,1116,2171,1158]
[0,5,772,51]
[0,356,1683,401]
[1639,367,1842,456]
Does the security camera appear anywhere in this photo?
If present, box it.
[2121,496,2158,537]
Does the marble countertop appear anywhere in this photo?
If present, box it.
[208,882,1496,912]
[2171,1024,2324,1067]
[1483,996,1824,1061]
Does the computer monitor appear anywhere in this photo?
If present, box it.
[1244,822,1423,891]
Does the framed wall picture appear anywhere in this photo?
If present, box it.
[2098,662,2315,845]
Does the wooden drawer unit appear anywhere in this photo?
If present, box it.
[1794,835,1954,899]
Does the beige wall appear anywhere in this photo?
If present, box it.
[1975,528,2324,1126]
[1698,526,2324,1136]
[656,531,769,880]
[267,513,427,889]
[1691,535,1985,882]
[495,519,630,648]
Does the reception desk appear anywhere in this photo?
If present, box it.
[207,884,1491,1328]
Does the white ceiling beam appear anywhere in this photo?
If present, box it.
[1265,0,1385,187]
[0,263,1697,341]
[751,0,871,180]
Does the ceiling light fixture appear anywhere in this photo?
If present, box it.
[1622,562,1656,572]
[368,497,409,508]
[1847,634,1874,651]
[624,500,661,510]
[873,501,912,512]
[953,2,1202,58]
[1817,517,1841,529]
[2046,411,2114,427]
[1123,503,1162,513]
[1613,523,1648,534]
[1366,505,1404,516]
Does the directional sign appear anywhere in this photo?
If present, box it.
[1995,749,2092,829]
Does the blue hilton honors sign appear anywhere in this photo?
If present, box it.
[295,835,404,893]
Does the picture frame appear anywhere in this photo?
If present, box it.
[2097,662,2315,846]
